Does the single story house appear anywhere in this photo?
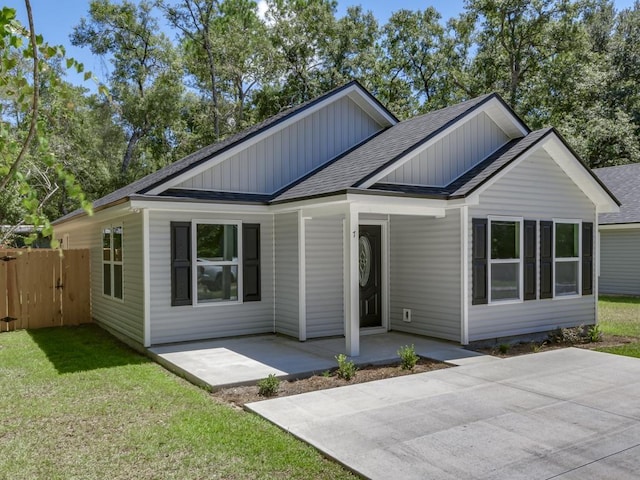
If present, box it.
[53,81,619,355]
[594,163,640,295]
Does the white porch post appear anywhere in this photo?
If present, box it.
[298,210,307,341]
[344,204,360,356]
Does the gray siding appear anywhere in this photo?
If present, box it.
[55,213,145,344]
[274,213,299,337]
[469,148,597,341]
[389,211,461,342]
[305,216,344,338]
[177,96,382,194]
[382,112,509,187]
[148,210,274,344]
[600,228,640,295]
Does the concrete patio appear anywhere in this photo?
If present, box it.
[148,331,497,389]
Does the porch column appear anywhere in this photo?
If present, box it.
[344,204,360,356]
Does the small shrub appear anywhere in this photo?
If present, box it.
[257,374,280,397]
[321,370,332,378]
[335,353,357,380]
[588,324,603,343]
[397,344,419,370]
[530,341,546,353]
[549,325,586,345]
[498,343,510,354]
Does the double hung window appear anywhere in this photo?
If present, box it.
[103,225,123,299]
[489,218,522,302]
[194,222,240,304]
[555,221,580,296]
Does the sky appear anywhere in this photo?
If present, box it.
[5,0,638,89]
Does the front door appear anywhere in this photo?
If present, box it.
[359,224,382,328]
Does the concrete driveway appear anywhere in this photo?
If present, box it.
[247,348,640,480]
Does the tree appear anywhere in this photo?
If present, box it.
[160,0,223,140]
[0,2,90,246]
[258,0,338,113]
[463,0,582,110]
[381,8,454,115]
[72,0,184,174]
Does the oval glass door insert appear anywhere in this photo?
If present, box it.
[359,235,371,287]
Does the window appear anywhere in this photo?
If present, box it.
[489,218,522,302]
[194,222,240,304]
[102,225,123,299]
[555,221,580,296]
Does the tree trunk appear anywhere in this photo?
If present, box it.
[121,130,143,173]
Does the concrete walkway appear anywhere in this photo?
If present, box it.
[248,348,640,480]
[148,331,494,389]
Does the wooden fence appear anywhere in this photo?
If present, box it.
[0,249,91,332]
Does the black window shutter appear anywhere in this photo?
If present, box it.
[242,223,261,302]
[524,220,537,300]
[582,222,593,295]
[472,218,488,305]
[540,220,553,299]
[171,222,192,306]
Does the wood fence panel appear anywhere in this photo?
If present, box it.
[62,249,91,325]
[5,252,23,331]
[0,249,90,332]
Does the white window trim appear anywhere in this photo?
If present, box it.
[553,219,582,299]
[102,224,124,302]
[192,219,243,307]
[488,216,524,305]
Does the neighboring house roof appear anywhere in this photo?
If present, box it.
[594,163,640,225]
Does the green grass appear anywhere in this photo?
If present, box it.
[597,295,640,358]
[0,325,352,480]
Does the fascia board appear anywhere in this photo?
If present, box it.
[542,136,620,214]
[129,198,271,214]
[598,223,640,230]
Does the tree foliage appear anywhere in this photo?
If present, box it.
[0,2,91,246]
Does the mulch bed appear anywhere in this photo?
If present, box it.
[211,358,449,408]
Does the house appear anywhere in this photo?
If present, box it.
[594,163,640,296]
[53,81,619,355]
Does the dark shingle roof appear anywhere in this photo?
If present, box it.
[594,163,640,224]
[272,93,504,202]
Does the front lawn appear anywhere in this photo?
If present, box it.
[597,295,640,358]
[0,325,352,480]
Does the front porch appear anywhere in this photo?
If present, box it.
[274,195,469,357]
[148,332,494,390]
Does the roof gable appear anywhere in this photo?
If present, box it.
[54,81,397,223]
[172,94,385,194]
[273,93,528,203]
[378,111,511,188]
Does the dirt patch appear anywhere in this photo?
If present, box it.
[212,358,449,408]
